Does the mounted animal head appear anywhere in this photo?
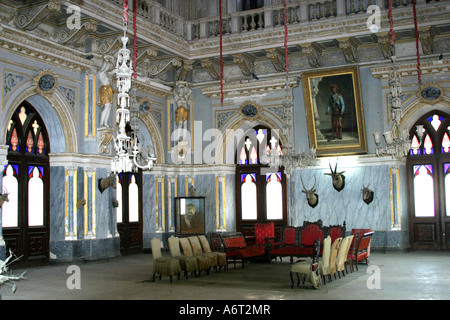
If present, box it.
[98,174,116,193]
[361,184,374,205]
[0,188,9,208]
[324,161,346,192]
[301,176,319,208]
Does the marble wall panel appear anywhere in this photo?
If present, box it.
[289,165,391,231]
[50,166,66,241]
[142,173,156,234]
[193,174,216,233]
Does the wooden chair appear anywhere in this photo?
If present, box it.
[150,237,181,282]
[328,237,342,281]
[335,235,353,278]
[290,237,321,289]
[179,237,210,275]
[168,235,199,279]
[318,235,332,285]
[198,235,228,271]
[188,236,218,272]
[349,231,374,271]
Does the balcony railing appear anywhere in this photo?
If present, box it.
[105,0,444,41]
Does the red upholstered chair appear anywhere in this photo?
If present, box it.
[327,221,346,244]
[300,221,324,248]
[350,228,372,257]
[349,231,374,271]
[270,226,298,262]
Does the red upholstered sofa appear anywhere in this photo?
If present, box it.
[270,220,346,263]
[212,232,267,268]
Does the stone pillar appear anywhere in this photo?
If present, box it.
[0,145,7,260]
[85,168,96,239]
[65,167,77,240]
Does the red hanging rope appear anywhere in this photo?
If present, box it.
[412,0,422,85]
[219,0,224,104]
[283,0,289,73]
[387,0,395,45]
[123,0,128,23]
[133,0,137,78]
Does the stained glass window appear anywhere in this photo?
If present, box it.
[128,174,139,222]
[116,174,123,223]
[423,134,434,155]
[410,135,421,155]
[445,163,450,217]
[2,165,19,228]
[28,166,44,226]
[266,173,283,220]
[413,165,435,217]
[428,114,443,131]
[241,173,257,220]
[442,133,450,154]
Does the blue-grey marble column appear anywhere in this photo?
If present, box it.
[86,168,95,238]
[65,167,76,240]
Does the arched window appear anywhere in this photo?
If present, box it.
[407,110,450,250]
[3,101,50,266]
[235,126,287,238]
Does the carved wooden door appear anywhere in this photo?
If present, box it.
[116,171,143,255]
[407,110,450,250]
[2,102,50,267]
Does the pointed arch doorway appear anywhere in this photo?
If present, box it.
[2,101,50,267]
[235,125,288,239]
[407,110,450,250]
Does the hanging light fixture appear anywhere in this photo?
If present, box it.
[111,0,156,174]
[372,5,422,159]
[262,0,316,175]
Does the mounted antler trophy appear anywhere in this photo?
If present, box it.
[98,174,116,193]
[324,161,346,192]
[301,176,319,208]
[361,184,374,205]
[0,188,9,208]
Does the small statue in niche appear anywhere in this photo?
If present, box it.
[97,55,115,128]
[173,82,192,142]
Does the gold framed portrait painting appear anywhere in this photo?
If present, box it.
[302,66,367,156]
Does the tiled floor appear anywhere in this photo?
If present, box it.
[1,251,449,301]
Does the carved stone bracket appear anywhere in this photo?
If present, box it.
[338,38,357,63]
[232,53,255,77]
[137,46,158,65]
[97,127,113,154]
[177,60,195,81]
[265,48,286,72]
[301,43,322,68]
[419,26,434,55]
[377,32,395,59]
[200,58,221,80]
[58,19,97,45]
[15,0,61,31]
[149,57,183,78]
[98,35,124,55]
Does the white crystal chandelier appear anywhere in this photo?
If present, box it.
[261,0,316,175]
[373,65,423,158]
[111,1,156,174]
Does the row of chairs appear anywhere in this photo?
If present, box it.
[290,231,374,289]
[150,235,228,282]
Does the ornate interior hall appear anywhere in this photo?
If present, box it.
[0,0,449,301]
